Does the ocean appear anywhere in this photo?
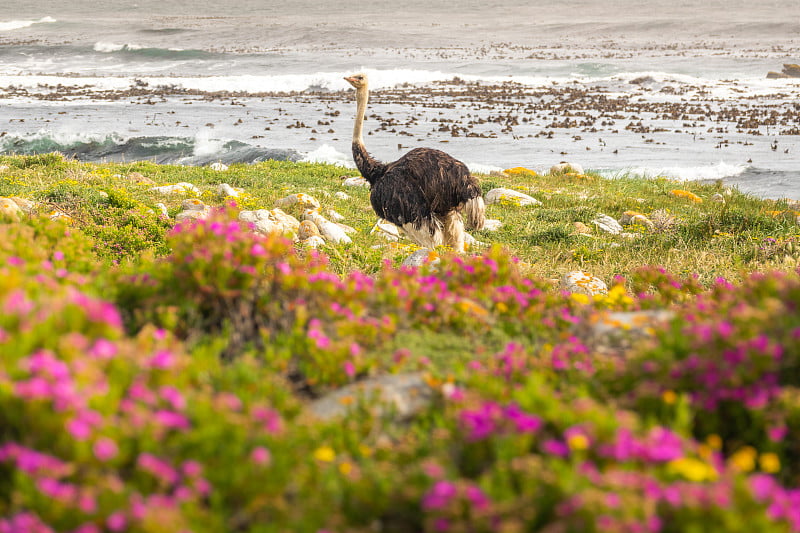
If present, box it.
[1,0,799,199]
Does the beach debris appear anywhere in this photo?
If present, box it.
[307,372,434,421]
[401,248,440,268]
[670,189,703,203]
[550,162,584,175]
[209,161,228,171]
[217,183,243,198]
[483,219,503,231]
[327,209,345,222]
[175,199,212,222]
[484,188,541,206]
[334,191,351,200]
[0,197,23,221]
[572,222,593,236]
[560,271,608,297]
[302,209,352,244]
[127,172,156,186]
[342,176,369,187]
[592,214,623,235]
[150,182,200,195]
[239,208,300,238]
[276,192,321,210]
[370,219,401,242]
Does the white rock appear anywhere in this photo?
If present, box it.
[239,208,300,236]
[300,235,326,249]
[276,193,321,210]
[710,193,726,203]
[327,209,345,222]
[150,182,200,195]
[335,222,357,234]
[485,188,542,206]
[401,248,440,268]
[155,203,169,218]
[209,161,228,171]
[342,176,369,187]
[334,191,351,200]
[560,271,608,296]
[175,199,211,222]
[550,162,584,174]
[483,219,503,231]
[464,232,485,249]
[298,220,321,240]
[303,209,352,244]
[592,214,623,235]
[269,208,301,233]
[370,219,401,242]
[217,183,243,198]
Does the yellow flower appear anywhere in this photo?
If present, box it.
[338,462,353,476]
[670,189,703,203]
[759,453,781,473]
[667,457,717,482]
[567,434,590,451]
[495,302,509,313]
[570,293,590,305]
[358,444,373,457]
[313,446,336,463]
[705,434,722,450]
[729,446,757,472]
[661,390,677,405]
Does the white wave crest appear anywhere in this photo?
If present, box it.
[93,42,144,53]
[0,16,56,32]
[192,129,225,157]
[608,161,748,182]
[300,144,354,167]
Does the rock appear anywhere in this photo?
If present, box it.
[342,176,369,187]
[401,248,440,268]
[334,222,357,234]
[464,232,485,249]
[585,310,675,350]
[560,271,608,296]
[0,197,23,221]
[155,203,169,218]
[619,211,654,230]
[276,193,320,210]
[48,210,74,224]
[9,197,37,214]
[484,188,541,206]
[710,193,726,203]
[217,183,243,198]
[327,209,345,222]
[127,172,156,186]
[239,208,300,237]
[550,162,584,175]
[629,75,657,85]
[770,64,800,78]
[572,221,592,236]
[307,373,434,421]
[483,219,503,231]
[302,209,352,244]
[209,161,228,171]
[767,71,790,79]
[334,191,350,200]
[300,235,326,249]
[650,209,677,232]
[371,219,401,242]
[592,214,623,235]
[175,199,211,222]
[150,182,200,195]
[298,220,321,240]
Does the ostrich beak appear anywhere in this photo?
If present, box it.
[343,76,355,83]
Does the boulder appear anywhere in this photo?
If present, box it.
[209,161,228,171]
[592,214,623,234]
[217,183,243,198]
[485,188,541,206]
[9,197,37,214]
[302,209,352,244]
[276,193,320,210]
[342,176,369,187]
[239,208,300,237]
[175,199,211,222]
[0,197,23,221]
[371,219,401,242]
[560,271,608,296]
[619,210,654,230]
[307,373,435,421]
[572,221,592,236]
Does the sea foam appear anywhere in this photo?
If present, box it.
[0,16,56,32]
[607,161,749,182]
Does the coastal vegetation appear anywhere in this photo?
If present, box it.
[2,153,800,532]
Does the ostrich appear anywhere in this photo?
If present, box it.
[344,72,485,252]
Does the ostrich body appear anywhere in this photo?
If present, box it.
[344,73,485,252]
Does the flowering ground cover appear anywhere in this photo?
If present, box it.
[1,154,800,532]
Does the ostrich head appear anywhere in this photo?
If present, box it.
[344,72,368,89]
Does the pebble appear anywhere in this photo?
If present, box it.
[276,193,321,210]
[175,199,211,222]
[342,176,369,187]
[209,162,228,171]
[401,248,440,268]
[550,162,584,175]
[334,191,351,200]
[484,187,542,206]
[217,183,243,198]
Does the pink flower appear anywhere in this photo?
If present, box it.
[541,439,569,457]
[147,350,175,369]
[153,410,191,431]
[251,446,271,465]
[106,512,127,532]
[93,437,118,462]
[67,418,92,440]
[181,460,203,477]
[343,360,356,378]
[422,480,457,510]
[89,339,117,360]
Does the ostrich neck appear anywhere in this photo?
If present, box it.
[351,85,385,184]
